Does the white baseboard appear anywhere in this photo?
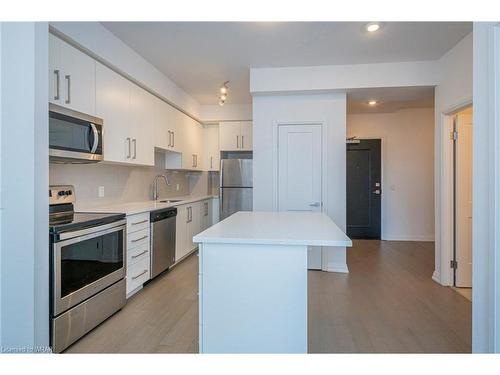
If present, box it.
[324,262,349,274]
[382,235,435,242]
[432,270,441,284]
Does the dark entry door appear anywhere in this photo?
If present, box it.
[346,139,381,239]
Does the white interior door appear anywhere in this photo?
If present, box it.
[455,111,473,287]
[278,124,322,269]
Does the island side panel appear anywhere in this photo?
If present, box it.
[199,242,308,353]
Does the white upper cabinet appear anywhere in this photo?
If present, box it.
[96,63,131,164]
[154,98,181,153]
[129,84,155,166]
[204,124,220,171]
[219,121,253,151]
[49,34,96,115]
[240,121,253,151]
[96,62,154,166]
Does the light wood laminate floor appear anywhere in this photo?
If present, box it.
[65,240,471,353]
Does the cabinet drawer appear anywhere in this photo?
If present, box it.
[127,213,150,233]
[127,228,150,250]
[127,242,150,267]
[126,257,150,295]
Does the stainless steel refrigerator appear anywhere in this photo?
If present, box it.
[220,159,253,220]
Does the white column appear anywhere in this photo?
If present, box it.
[472,22,500,353]
[0,22,49,352]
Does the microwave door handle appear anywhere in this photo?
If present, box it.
[90,123,99,153]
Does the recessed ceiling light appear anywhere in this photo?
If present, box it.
[365,22,381,33]
[368,100,378,106]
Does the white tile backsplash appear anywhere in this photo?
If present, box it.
[49,152,208,209]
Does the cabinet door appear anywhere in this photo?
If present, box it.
[200,200,211,230]
[219,121,241,151]
[153,96,169,150]
[129,85,155,166]
[59,38,96,115]
[240,121,253,151]
[181,115,196,170]
[192,119,204,171]
[49,34,62,106]
[189,202,203,244]
[175,205,189,261]
[96,63,131,163]
[204,125,220,171]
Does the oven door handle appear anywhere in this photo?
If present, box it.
[90,123,99,154]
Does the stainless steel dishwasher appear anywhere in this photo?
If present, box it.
[150,207,177,279]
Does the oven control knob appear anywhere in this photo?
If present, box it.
[65,190,72,196]
[58,191,65,196]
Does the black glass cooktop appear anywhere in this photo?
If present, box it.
[49,211,126,235]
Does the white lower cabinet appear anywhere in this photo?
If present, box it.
[175,199,214,262]
[126,213,151,297]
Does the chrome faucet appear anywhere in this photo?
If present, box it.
[152,174,170,201]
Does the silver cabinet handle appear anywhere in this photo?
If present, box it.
[236,135,239,149]
[132,269,148,280]
[54,70,60,100]
[132,138,137,159]
[373,189,381,195]
[210,156,213,170]
[242,136,244,149]
[195,155,198,168]
[125,137,130,159]
[90,123,99,153]
[131,250,148,259]
[131,235,148,243]
[172,131,175,147]
[131,219,148,226]
[126,137,131,159]
[309,202,321,207]
[65,74,71,104]
[205,202,208,216]
[168,131,171,147]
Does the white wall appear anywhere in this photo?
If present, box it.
[50,22,201,120]
[250,61,438,95]
[200,103,252,122]
[0,22,49,351]
[472,22,500,354]
[434,33,473,286]
[253,93,348,271]
[347,108,435,241]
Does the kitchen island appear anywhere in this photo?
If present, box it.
[193,211,352,353]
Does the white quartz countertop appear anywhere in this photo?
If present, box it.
[193,211,352,247]
[77,195,218,215]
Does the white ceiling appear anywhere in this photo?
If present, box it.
[347,86,435,114]
[101,22,471,105]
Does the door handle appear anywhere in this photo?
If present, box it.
[172,131,175,147]
[131,235,148,243]
[65,74,71,104]
[54,69,60,100]
[132,138,137,159]
[210,156,213,169]
[236,135,239,149]
[242,135,244,149]
[373,189,381,195]
[168,131,171,147]
[309,202,321,207]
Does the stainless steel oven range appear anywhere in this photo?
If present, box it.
[49,185,126,353]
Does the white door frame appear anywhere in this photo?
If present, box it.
[273,121,329,270]
[436,99,472,287]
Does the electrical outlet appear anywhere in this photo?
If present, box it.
[98,186,105,198]
[176,184,180,191]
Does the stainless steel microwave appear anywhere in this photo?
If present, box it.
[49,103,104,163]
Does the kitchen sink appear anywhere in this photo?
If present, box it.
[159,199,182,204]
